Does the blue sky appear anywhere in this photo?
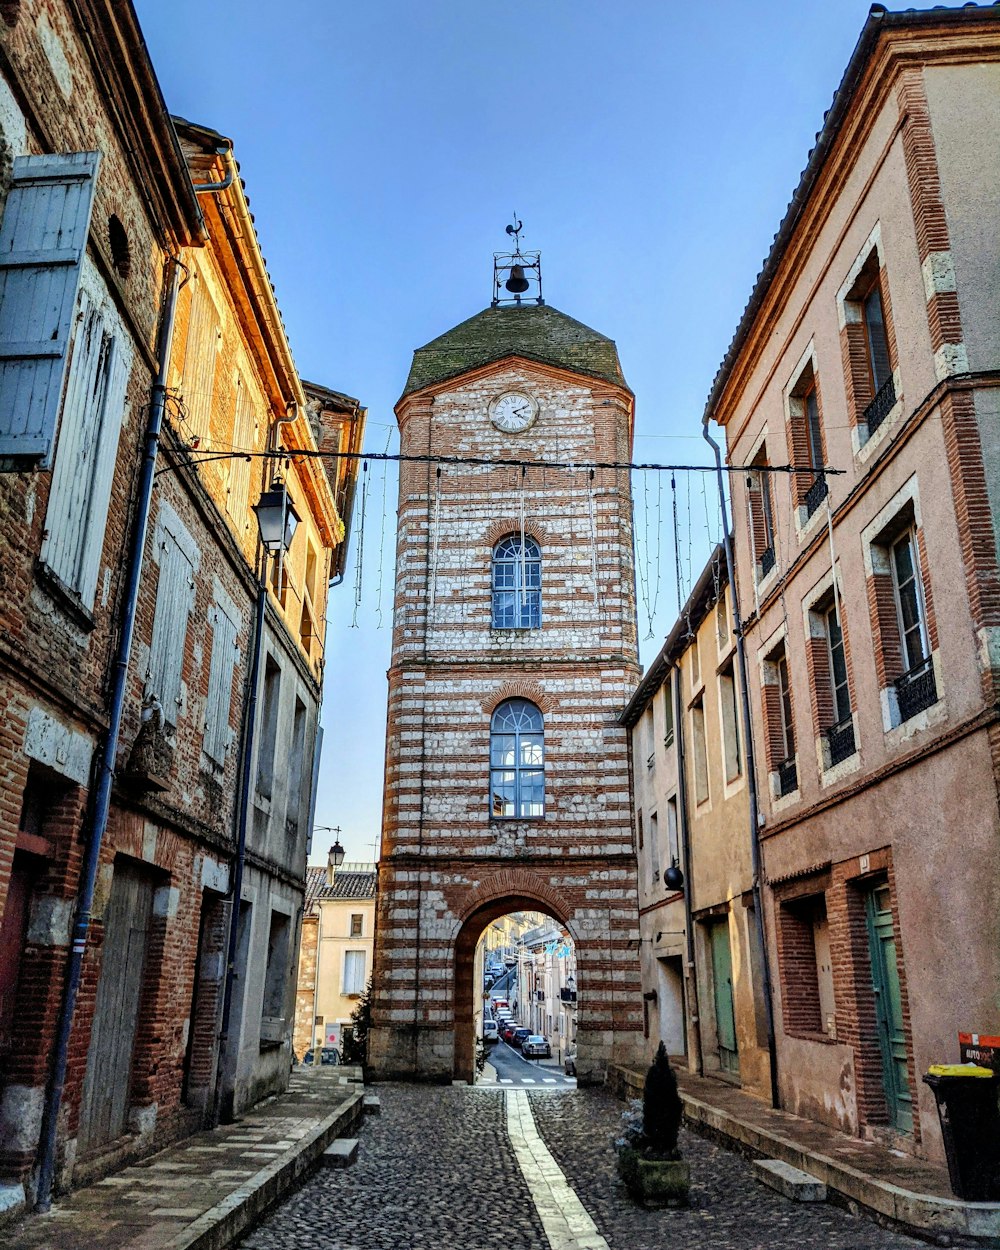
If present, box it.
[134,0,893,862]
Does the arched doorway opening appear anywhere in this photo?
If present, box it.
[454,896,577,1084]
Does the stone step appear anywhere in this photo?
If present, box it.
[752,1158,827,1202]
[320,1138,359,1169]
[362,1094,382,1116]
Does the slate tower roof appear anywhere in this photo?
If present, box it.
[401,303,630,398]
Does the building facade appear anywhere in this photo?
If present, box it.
[0,1,361,1207]
[706,5,1000,1160]
[622,550,772,1100]
[371,295,643,1085]
[292,858,376,1060]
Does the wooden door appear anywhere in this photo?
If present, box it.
[709,920,739,1075]
[78,860,154,1151]
[866,883,912,1133]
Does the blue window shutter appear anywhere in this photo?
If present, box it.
[0,151,101,468]
[147,528,195,725]
[203,595,241,764]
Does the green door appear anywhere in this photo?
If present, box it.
[865,884,912,1133]
[710,919,739,1075]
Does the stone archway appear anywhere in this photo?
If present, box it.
[452,870,576,1083]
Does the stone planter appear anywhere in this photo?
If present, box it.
[617,1145,690,1207]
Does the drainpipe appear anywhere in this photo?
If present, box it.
[673,661,703,1075]
[191,144,235,195]
[34,257,185,1211]
[702,421,781,1110]
[211,560,267,1127]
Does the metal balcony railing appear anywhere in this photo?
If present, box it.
[760,545,776,577]
[804,474,829,518]
[560,987,577,1003]
[895,658,937,722]
[863,374,896,435]
[776,756,798,797]
[824,716,856,767]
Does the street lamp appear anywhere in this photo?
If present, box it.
[252,480,300,553]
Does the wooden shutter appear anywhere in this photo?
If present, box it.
[41,280,131,605]
[226,372,256,522]
[0,151,100,467]
[203,595,240,764]
[147,525,195,724]
[181,273,218,443]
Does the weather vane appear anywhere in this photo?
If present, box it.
[493,214,543,307]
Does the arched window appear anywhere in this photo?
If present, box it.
[490,699,544,818]
[492,535,541,629]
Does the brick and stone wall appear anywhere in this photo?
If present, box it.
[371,351,643,1084]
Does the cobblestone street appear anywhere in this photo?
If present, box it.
[241,1086,923,1250]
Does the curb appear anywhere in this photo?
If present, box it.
[164,1091,364,1250]
[680,1089,1000,1246]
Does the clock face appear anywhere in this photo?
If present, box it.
[489,391,538,434]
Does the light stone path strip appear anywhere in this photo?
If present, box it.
[505,1090,610,1250]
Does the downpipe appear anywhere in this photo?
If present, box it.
[702,420,781,1110]
[34,257,185,1211]
[673,660,703,1075]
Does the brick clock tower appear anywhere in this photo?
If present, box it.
[371,248,643,1083]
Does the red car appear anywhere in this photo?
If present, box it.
[500,1020,521,1043]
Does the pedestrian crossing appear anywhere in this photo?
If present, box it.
[485,1076,561,1087]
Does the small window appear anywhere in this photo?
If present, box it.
[107,215,131,280]
[343,949,367,996]
[492,535,541,629]
[788,361,828,518]
[716,597,729,649]
[825,606,851,727]
[690,635,700,688]
[255,656,281,799]
[649,811,660,882]
[350,913,363,937]
[490,698,544,818]
[692,697,709,805]
[645,706,655,769]
[764,642,797,797]
[666,796,679,869]
[720,661,742,782]
[663,674,674,747]
[747,453,776,579]
[261,910,291,1025]
[889,528,936,721]
[842,246,897,440]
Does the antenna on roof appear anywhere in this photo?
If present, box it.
[493,215,543,308]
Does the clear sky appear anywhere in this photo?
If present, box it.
[133,0,896,862]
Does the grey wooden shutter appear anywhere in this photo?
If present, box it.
[41,280,131,606]
[226,372,256,522]
[0,151,100,467]
[147,529,195,725]
[203,597,240,764]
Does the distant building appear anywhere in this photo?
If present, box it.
[518,919,577,1066]
[705,4,1000,1161]
[293,857,377,1060]
[622,549,772,1101]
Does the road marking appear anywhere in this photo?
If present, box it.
[521,1078,536,1084]
[505,1090,609,1250]
[543,1078,557,1084]
[499,1078,513,1084]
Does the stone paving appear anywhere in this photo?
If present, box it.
[4,1067,363,1250]
[241,1085,923,1250]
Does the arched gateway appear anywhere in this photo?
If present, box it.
[370,273,643,1084]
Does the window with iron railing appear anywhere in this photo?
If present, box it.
[890,530,935,721]
[823,606,856,768]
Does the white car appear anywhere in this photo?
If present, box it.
[483,1020,499,1043]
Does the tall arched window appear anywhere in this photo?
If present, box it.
[490,698,544,818]
[492,535,541,629]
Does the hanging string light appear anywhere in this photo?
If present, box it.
[351,459,369,628]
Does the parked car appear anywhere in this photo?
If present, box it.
[564,1051,577,1077]
[303,1046,341,1066]
[500,1020,521,1042]
[496,1008,512,1024]
[511,1027,532,1049]
[483,1020,499,1043]
[493,998,509,1011]
[521,1035,551,1058]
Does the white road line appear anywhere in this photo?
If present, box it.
[505,1090,609,1250]
[521,1078,536,1084]
[543,1078,557,1084]
[499,1078,513,1084]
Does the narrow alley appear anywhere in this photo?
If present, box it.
[241,1087,921,1250]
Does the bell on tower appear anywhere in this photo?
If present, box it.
[492,216,544,308]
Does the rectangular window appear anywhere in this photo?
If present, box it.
[863,280,892,394]
[203,591,240,764]
[720,661,742,781]
[690,637,700,688]
[777,654,795,762]
[350,913,363,938]
[343,949,367,996]
[256,656,281,799]
[261,910,291,1024]
[663,674,674,747]
[805,381,824,472]
[778,894,833,1037]
[147,511,197,726]
[649,811,660,882]
[764,643,797,796]
[645,706,655,769]
[636,808,644,851]
[716,597,728,649]
[0,152,100,470]
[789,362,828,517]
[692,697,709,805]
[285,697,307,837]
[825,605,851,725]
[666,796,679,870]
[748,455,776,578]
[891,531,929,674]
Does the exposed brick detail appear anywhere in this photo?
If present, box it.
[484,517,549,548]
[896,68,952,265]
[481,679,553,716]
[456,868,571,926]
[775,897,823,1034]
